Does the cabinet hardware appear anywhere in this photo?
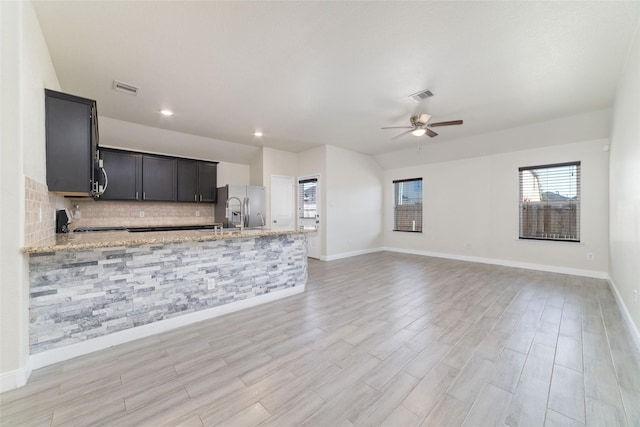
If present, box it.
[143,192,146,200]
[136,191,139,200]
[194,194,197,201]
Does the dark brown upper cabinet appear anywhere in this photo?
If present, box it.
[177,159,218,203]
[45,89,99,196]
[141,155,177,201]
[198,161,217,203]
[99,148,217,203]
[100,149,142,201]
[177,159,198,202]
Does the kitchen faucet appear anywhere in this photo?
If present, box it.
[226,196,244,233]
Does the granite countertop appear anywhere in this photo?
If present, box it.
[23,228,313,254]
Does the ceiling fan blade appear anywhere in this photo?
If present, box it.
[382,126,413,130]
[392,129,414,140]
[428,120,463,127]
[426,128,438,137]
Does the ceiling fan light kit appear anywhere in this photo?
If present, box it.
[411,128,427,136]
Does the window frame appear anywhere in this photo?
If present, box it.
[518,161,581,243]
[298,178,318,220]
[393,177,423,233]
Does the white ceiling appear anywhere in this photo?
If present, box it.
[33,1,639,164]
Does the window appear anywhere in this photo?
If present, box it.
[298,178,317,219]
[519,161,580,242]
[393,178,422,232]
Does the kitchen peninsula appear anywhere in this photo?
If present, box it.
[24,228,309,368]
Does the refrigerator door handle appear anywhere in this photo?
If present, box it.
[244,197,250,227]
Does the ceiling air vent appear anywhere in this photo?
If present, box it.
[408,89,433,102]
[112,80,139,96]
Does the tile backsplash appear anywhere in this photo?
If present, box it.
[25,177,69,246]
[24,177,215,245]
[68,199,215,229]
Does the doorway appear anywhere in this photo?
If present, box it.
[298,175,320,259]
[270,175,295,231]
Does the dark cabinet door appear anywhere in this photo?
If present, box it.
[45,89,97,196]
[101,149,142,200]
[177,159,198,202]
[177,160,217,202]
[198,162,217,203]
[142,155,177,201]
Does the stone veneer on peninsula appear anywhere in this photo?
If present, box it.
[27,230,308,358]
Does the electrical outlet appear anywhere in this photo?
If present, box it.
[207,278,216,290]
[196,210,200,217]
[587,252,594,261]
[139,210,144,218]
[74,210,81,219]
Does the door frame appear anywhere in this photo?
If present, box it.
[298,174,322,259]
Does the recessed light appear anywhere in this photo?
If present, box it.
[160,109,173,116]
[253,131,263,137]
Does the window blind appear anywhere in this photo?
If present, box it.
[298,178,317,219]
[519,161,580,242]
[393,178,422,232]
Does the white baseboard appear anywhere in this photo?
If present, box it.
[0,358,32,394]
[381,247,609,279]
[607,276,640,354]
[320,247,383,262]
[27,285,304,373]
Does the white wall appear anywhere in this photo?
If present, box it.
[324,145,384,259]
[262,147,299,179]
[0,0,61,391]
[261,147,298,227]
[213,162,249,187]
[384,139,610,277]
[99,116,259,165]
[609,23,640,335]
[249,149,263,187]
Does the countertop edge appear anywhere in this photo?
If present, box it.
[23,229,315,254]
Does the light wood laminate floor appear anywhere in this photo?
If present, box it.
[2,252,639,426]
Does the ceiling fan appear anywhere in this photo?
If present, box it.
[382,114,463,139]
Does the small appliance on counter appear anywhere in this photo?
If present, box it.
[56,209,72,233]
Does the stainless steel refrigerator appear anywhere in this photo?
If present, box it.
[215,185,266,229]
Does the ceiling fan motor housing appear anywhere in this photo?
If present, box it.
[411,114,432,126]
